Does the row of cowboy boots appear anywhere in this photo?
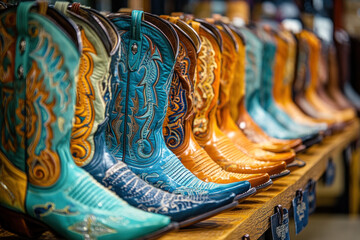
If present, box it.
[0,2,261,239]
[0,2,298,239]
[1,1,355,239]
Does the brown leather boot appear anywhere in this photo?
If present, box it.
[215,22,295,165]
[160,16,271,189]
[300,31,355,125]
[191,19,288,178]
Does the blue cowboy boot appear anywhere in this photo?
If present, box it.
[257,28,325,135]
[54,2,238,227]
[106,11,250,199]
[0,2,173,239]
[239,27,313,140]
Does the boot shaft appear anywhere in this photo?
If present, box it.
[216,22,238,113]
[238,27,264,108]
[0,2,80,208]
[54,2,120,167]
[192,20,222,139]
[162,17,200,150]
[106,12,179,165]
[228,27,246,122]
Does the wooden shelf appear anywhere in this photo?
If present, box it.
[160,120,360,240]
[0,121,359,240]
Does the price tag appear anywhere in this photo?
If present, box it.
[270,205,290,240]
[292,190,309,234]
[324,158,335,186]
[344,145,352,165]
[306,180,317,214]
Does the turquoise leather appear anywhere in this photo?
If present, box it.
[239,27,317,140]
[257,32,324,137]
[53,3,237,225]
[107,11,249,198]
[0,3,171,239]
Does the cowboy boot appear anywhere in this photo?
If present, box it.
[273,29,329,130]
[244,26,318,141]
[214,21,296,166]
[300,31,354,127]
[326,42,354,110]
[54,3,237,228]
[226,27,301,153]
[315,40,356,120]
[0,2,173,239]
[190,19,288,178]
[160,16,270,191]
[105,11,248,201]
[231,27,304,152]
[293,30,337,128]
[235,26,305,149]
[257,27,327,150]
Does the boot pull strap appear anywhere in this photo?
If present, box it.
[15,1,36,81]
[128,10,143,72]
[16,2,34,35]
[54,1,70,15]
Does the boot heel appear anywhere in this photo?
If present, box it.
[0,205,48,238]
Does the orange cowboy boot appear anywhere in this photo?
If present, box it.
[214,22,296,165]
[230,27,305,153]
[299,31,355,127]
[273,29,329,130]
[326,44,355,110]
[293,31,338,129]
[161,16,271,190]
[315,39,356,122]
[190,19,289,178]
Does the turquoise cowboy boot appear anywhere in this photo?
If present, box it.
[106,11,249,199]
[0,2,173,239]
[53,2,238,227]
[238,27,313,140]
[256,28,323,138]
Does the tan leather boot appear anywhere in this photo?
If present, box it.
[301,31,355,125]
[215,22,295,164]
[274,30,329,129]
[191,19,288,178]
[160,16,271,189]
[161,15,271,189]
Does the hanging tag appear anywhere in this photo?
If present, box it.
[292,189,309,234]
[324,158,335,186]
[270,205,290,240]
[344,145,352,165]
[306,180,317,214]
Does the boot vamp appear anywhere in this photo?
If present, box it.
[248,96,302,139]
[26,153,170,240]
[200,129,287,175]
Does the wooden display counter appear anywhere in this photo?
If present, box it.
[160,120,360,240]
[0,121,359,240]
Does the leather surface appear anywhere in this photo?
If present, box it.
[216,24,295,164]
[240,27,308,140]
[58,7,235,224]
[259,29,323,136]
[192,21,287,176]
[161,16,270,188]
[0,4,171,239]
[297,31,355,124]
[235,27,303,149]
[273,30,329,129]
[106,13,250,198]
